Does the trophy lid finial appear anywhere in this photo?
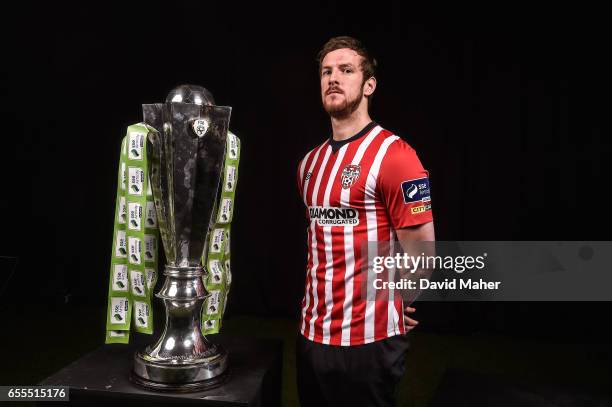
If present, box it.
[166,84,215,106]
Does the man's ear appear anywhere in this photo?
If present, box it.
[364,76,377,97]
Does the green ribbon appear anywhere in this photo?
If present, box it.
[105,124,240,344]
[201,131,240,334]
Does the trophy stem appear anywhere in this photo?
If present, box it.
[132,266,228,391]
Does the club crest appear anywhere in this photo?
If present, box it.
[341,164,361,189]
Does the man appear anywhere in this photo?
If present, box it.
[296,36,435,406]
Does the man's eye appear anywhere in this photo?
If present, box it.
[344,69,353,74]
[322,71,330,76]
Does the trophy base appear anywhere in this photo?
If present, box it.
[131,347,229,392]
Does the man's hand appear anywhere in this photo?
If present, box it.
[403,306,419,332]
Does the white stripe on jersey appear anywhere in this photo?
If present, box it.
[339,126,382,345]
[363,135,399,343]
[307,145,333,340]
[321,145,348,344]
[301,143,326,334]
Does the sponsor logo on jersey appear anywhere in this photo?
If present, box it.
[401,177,431,209]
[308,206,359,226]
[411,203,432,214]
[305,172,312,181]
[340,164,361,189]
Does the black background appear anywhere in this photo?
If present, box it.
[1,5,611,340]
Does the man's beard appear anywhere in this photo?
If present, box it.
[323,91,363,119]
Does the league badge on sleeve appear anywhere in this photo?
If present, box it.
[401,177,432,213]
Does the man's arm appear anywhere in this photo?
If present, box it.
[395,221,435,332]
[376,139,435,332]
[396,220,435,242]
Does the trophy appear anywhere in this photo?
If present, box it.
[131,85,231,390]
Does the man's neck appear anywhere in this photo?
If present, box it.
[330,109,373,141]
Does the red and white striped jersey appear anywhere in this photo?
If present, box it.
[297,122,433,346]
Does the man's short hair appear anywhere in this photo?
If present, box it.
[316,36,377,82]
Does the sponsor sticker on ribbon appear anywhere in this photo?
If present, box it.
[130,270,146,297]
[224,165,236,192]
[228,132,239,160]
[209,259,223,284]
[206,290,221,316]
[134,301,149,328]
[121,163,126,190]
[217,198,233,224]
[210,228,225,253]
[111,297,129,324]
[128,202,142,231]
[128,131,145,160]
[128,167,144,195]
[145,268,156,290]
[118,197,127,224]
[144,234,156,262]
[128,237,141,264]
[115,230,127,257]
[145,201,157,228]
[113,264,128,291]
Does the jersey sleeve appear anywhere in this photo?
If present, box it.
[377,139,433,229]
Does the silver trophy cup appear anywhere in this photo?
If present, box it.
[131,86,230,390]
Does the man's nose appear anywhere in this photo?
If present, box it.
[328,69,340,84]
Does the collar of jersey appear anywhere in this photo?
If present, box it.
[329,121,378,153]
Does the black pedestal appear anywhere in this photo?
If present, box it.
[38,335,282,406]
